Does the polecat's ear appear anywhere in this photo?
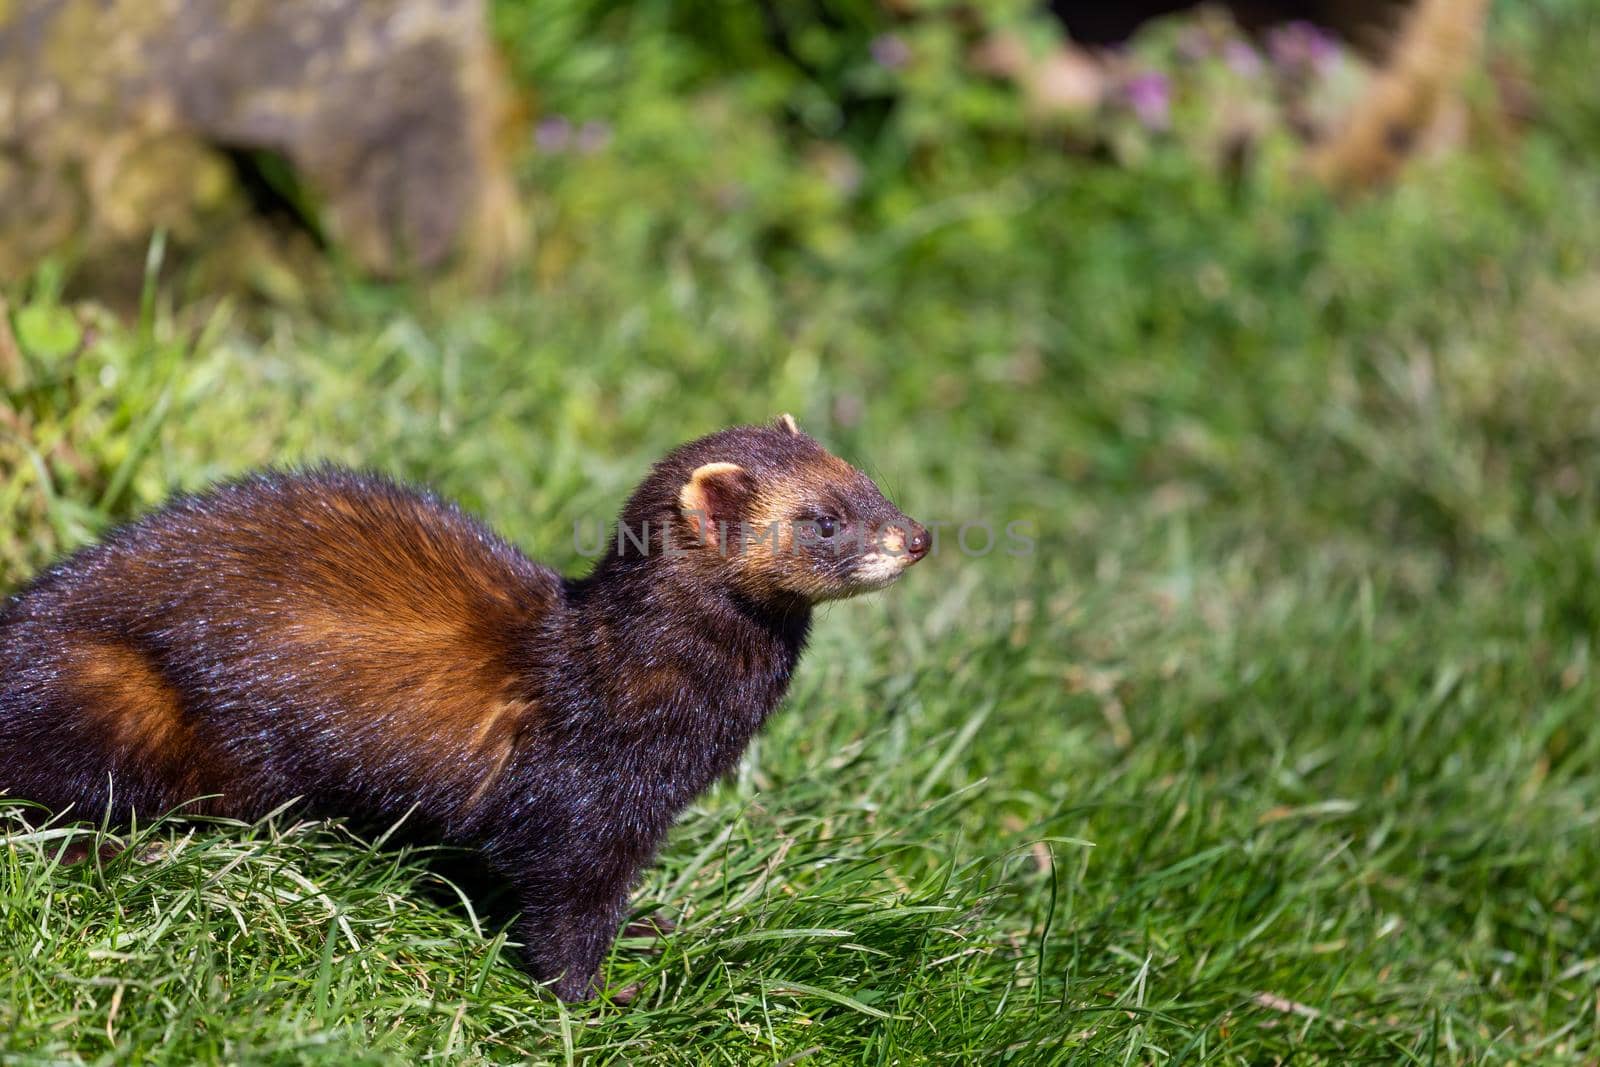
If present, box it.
[775,413,801,435]
[678,462,752,546]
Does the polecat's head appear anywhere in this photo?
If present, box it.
[615,415,929,605]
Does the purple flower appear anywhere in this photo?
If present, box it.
[1304,24,1340,69]
[1124,71,1171,130]
[535,115,572,152]
[576,120,612,155]
[1223,39,1262,78]
[1268,21,1341,75]
[870,33,911,71]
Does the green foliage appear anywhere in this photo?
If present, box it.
[5,0,1600,1061]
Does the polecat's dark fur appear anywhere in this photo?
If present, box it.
[0,416,928,1000]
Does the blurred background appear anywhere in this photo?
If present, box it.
[0,0,1557,296]
[4,1,1600,1062]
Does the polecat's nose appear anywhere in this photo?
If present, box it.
[906,524,930,560]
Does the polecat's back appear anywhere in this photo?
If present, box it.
[0,468,561,823]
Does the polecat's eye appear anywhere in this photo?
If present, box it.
[815,515,839,538]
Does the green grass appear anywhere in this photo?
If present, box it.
[5,3,1600,1062]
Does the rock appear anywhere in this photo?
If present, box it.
[0,0,523,287]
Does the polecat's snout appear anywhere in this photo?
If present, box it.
[821,515,929,596]
[871,518,930,561]
[907,524,931,559]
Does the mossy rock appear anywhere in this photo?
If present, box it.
[0,0,524,291]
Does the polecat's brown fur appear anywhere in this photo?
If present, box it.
[0,416,928,1000]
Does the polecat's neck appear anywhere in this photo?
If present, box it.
[541,554,810,796]
[566,550,812,666]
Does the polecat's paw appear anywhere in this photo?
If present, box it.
[549,972,601,1002]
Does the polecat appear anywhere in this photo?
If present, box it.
[0,415,928,1001]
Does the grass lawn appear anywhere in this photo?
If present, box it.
[5,3,1600,1062]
